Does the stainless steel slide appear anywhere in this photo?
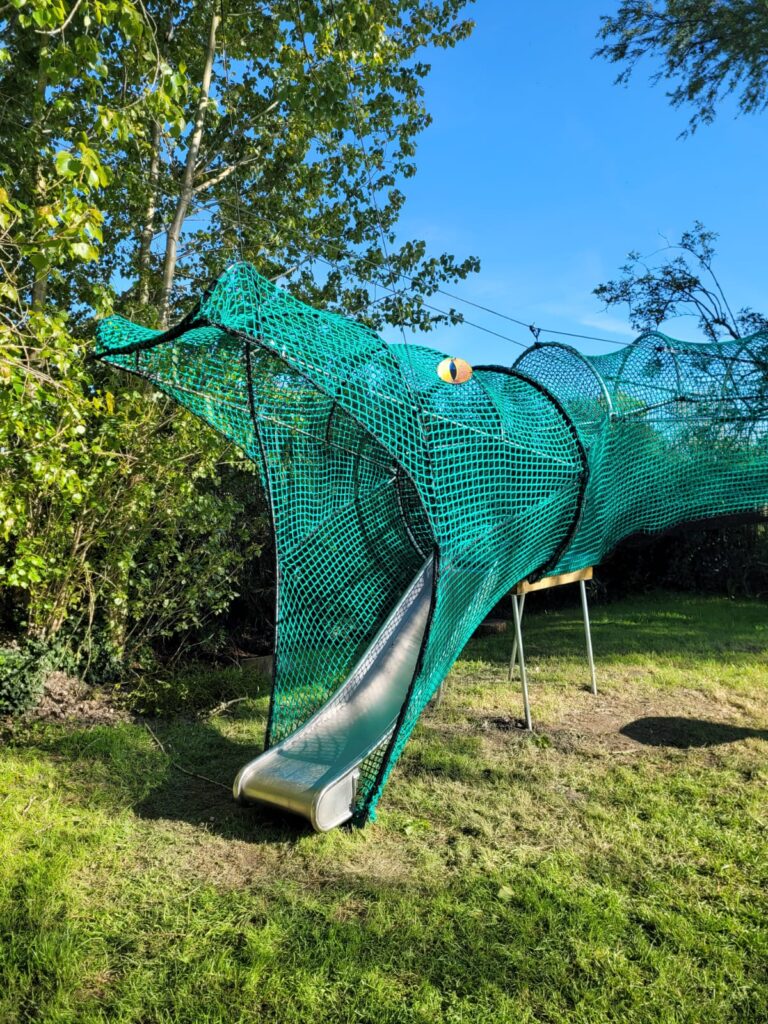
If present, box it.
[233,557,435,831]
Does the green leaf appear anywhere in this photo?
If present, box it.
[28,252,48,271]
[70,242,99,261]
[54,151,81,178]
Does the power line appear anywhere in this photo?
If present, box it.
[207,194,628,350]
[202,196,527,344]
[307,251,528,348]
[179,195,532,348]
[431,289,629,347]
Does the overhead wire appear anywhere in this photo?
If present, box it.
[171,9,632,355]
[206,195,628,351]
[197,196,529,345]
[181,192,531,348]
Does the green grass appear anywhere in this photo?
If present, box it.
[1,591,767,1023]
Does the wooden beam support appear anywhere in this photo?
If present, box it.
[514,566,593,596]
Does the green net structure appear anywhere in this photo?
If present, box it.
[514,334,768,573]
[95,262,768,823]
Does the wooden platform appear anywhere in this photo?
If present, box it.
[514,566,593,596]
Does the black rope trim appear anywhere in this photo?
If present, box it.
[354,544,440,826]
[243,339,283,751]
[94,312,214,360]
[473,364,590,583]
[511,339,615,417]
[119,311,438,767]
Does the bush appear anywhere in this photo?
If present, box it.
[599,522,768,599]
[0,643,47,715]
[0,344,269,680]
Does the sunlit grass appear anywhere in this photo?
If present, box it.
[1,591,766,1023]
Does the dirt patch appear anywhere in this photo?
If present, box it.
[29,671,131,726]
[542,685,754,753]
[480,715,529,733]
[130,815,419,893]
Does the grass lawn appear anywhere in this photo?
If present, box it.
[1,592,767,1024]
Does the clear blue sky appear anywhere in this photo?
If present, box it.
[391,0,768,362]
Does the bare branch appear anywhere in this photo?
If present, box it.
[34,0,85,35]
[192,154,262,194]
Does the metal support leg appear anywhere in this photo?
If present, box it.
[579,579,597,695]
[511,593,532,730]
[507,592,526,680]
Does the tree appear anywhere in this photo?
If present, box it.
[0,0,479,682]
[595,0,768,132]
[15,0,479,332]
[593,222,768,341]
[0,2,263,676]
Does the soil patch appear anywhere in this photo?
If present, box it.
[542,685,753,753]
[29,671,131,726]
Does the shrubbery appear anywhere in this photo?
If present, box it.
[123,662,270,718]
[0,643,47,715]
[0,342,269,684]
[599,522,768,599]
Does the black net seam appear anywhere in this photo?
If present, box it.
[353,544,441,826]
[511,340,615,417]
[207,322,438,762]
[243,338,282,751]
[474,364,590,582]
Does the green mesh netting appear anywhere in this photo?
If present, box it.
[513,334,768,573]
[95,262,768,822]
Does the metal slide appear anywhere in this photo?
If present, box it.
[233,557,435,831]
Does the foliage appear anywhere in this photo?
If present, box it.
[0,641,47,715]
[593,221,768,342]
[2,0,479,331]
[599,521,768,599]
[0,1,477,691]
[596,0,768,133]
[0,162,264,676]
[1,595,767,1021]
[106,0,480,331]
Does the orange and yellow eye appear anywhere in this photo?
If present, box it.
[437,356,473,384]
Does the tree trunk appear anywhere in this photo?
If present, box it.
[137,16,175,312]
[31,57,48,311]
[137,118,162,309]
[158,9,221,327]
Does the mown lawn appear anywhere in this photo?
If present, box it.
[1,592,767,1024]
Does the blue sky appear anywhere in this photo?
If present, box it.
[391,0,768,362]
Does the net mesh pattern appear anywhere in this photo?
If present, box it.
[513,334,768,574]
[95,263,768,821]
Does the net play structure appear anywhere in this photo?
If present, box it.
[95,262,768,830]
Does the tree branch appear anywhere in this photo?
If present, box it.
[192,153,262,194]
[34,0,85,35]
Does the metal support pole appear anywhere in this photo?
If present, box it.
[507,591,526,680]
[511,593,532,730]
[579,578,597,695]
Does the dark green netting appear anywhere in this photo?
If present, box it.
[95,263,768,822]
[513,333,768,574]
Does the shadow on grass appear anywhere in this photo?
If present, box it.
[20,712,313,844]
[133,715,316,842]
[620,716,768,748]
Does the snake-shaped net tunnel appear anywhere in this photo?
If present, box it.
[95,262,768,823]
